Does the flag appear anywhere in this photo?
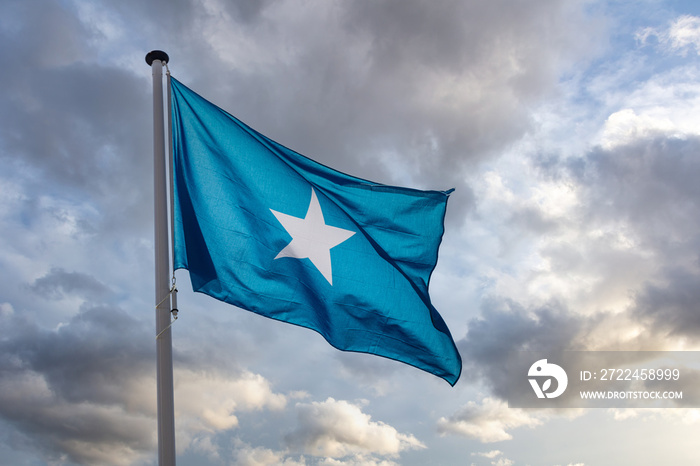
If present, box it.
[170,77,462,385]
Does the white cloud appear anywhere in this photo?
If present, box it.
[473,450,504,459]
[668,15,700,53]
[595,65,700,148]
[437,398,542,443]
[610,408,700,424]
[174,369,286,454]
[189,436,221,463]
[639,15,700,55]
[471,449,516,466]
[233,443,307,466]
[318,456,400,466]
[492,458,514,466]
[599,16,700,149]
[286,398,425,458]
[600,108,678,148]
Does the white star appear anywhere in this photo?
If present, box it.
[270,187,355,285]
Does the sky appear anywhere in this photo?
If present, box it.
[2,0,700,465]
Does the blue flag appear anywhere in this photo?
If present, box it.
[170,77,462,385]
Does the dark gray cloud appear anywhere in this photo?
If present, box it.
[0,0,603,240]
[564,137,700,236]
[150,0,602,221]
[0,1,153,237]
[634,266,700,339]
[459,298,592,399]
[339,0,599,173]
[449,129,700,412]
[456,295,700,414]
[30,267,112,300]
[542,136,700,339]
[0,304,155,464]
[0,1,90,72]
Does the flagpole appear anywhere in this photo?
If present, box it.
[146,50,176,466]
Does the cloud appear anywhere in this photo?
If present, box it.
[456,132,700,400]
[596,79,700,150]
[232,443,307,466]
[164,0,603,223]
[559,136,700,341]
[0,302,13,317]
[318,456,400,466]
[471,449,517,466]
[29,267,112,300]
[437,397,542,442]
[230,440,408,466]
[472,450,504,459]
[0,1,155,244]
[175,369,287,456]
[491,458,514,466]
[0,0,90,70]
[600,108,680,148]
[458,298,593,399]
[609,407,700,424]
[638,15,700,56]
[285,397,425,459]
[0,305,155,464]
[668,15,700,53]
[633,267,700,339]
[450,120,700,442]
[0,297,292,464]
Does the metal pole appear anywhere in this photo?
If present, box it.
[145,50,176,466]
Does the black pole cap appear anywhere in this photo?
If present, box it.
[146,50,169,66]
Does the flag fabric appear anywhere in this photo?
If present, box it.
[170,77,462,385]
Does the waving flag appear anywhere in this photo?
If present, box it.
[170,77,462,385]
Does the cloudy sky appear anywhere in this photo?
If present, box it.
[3,0,700,464]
